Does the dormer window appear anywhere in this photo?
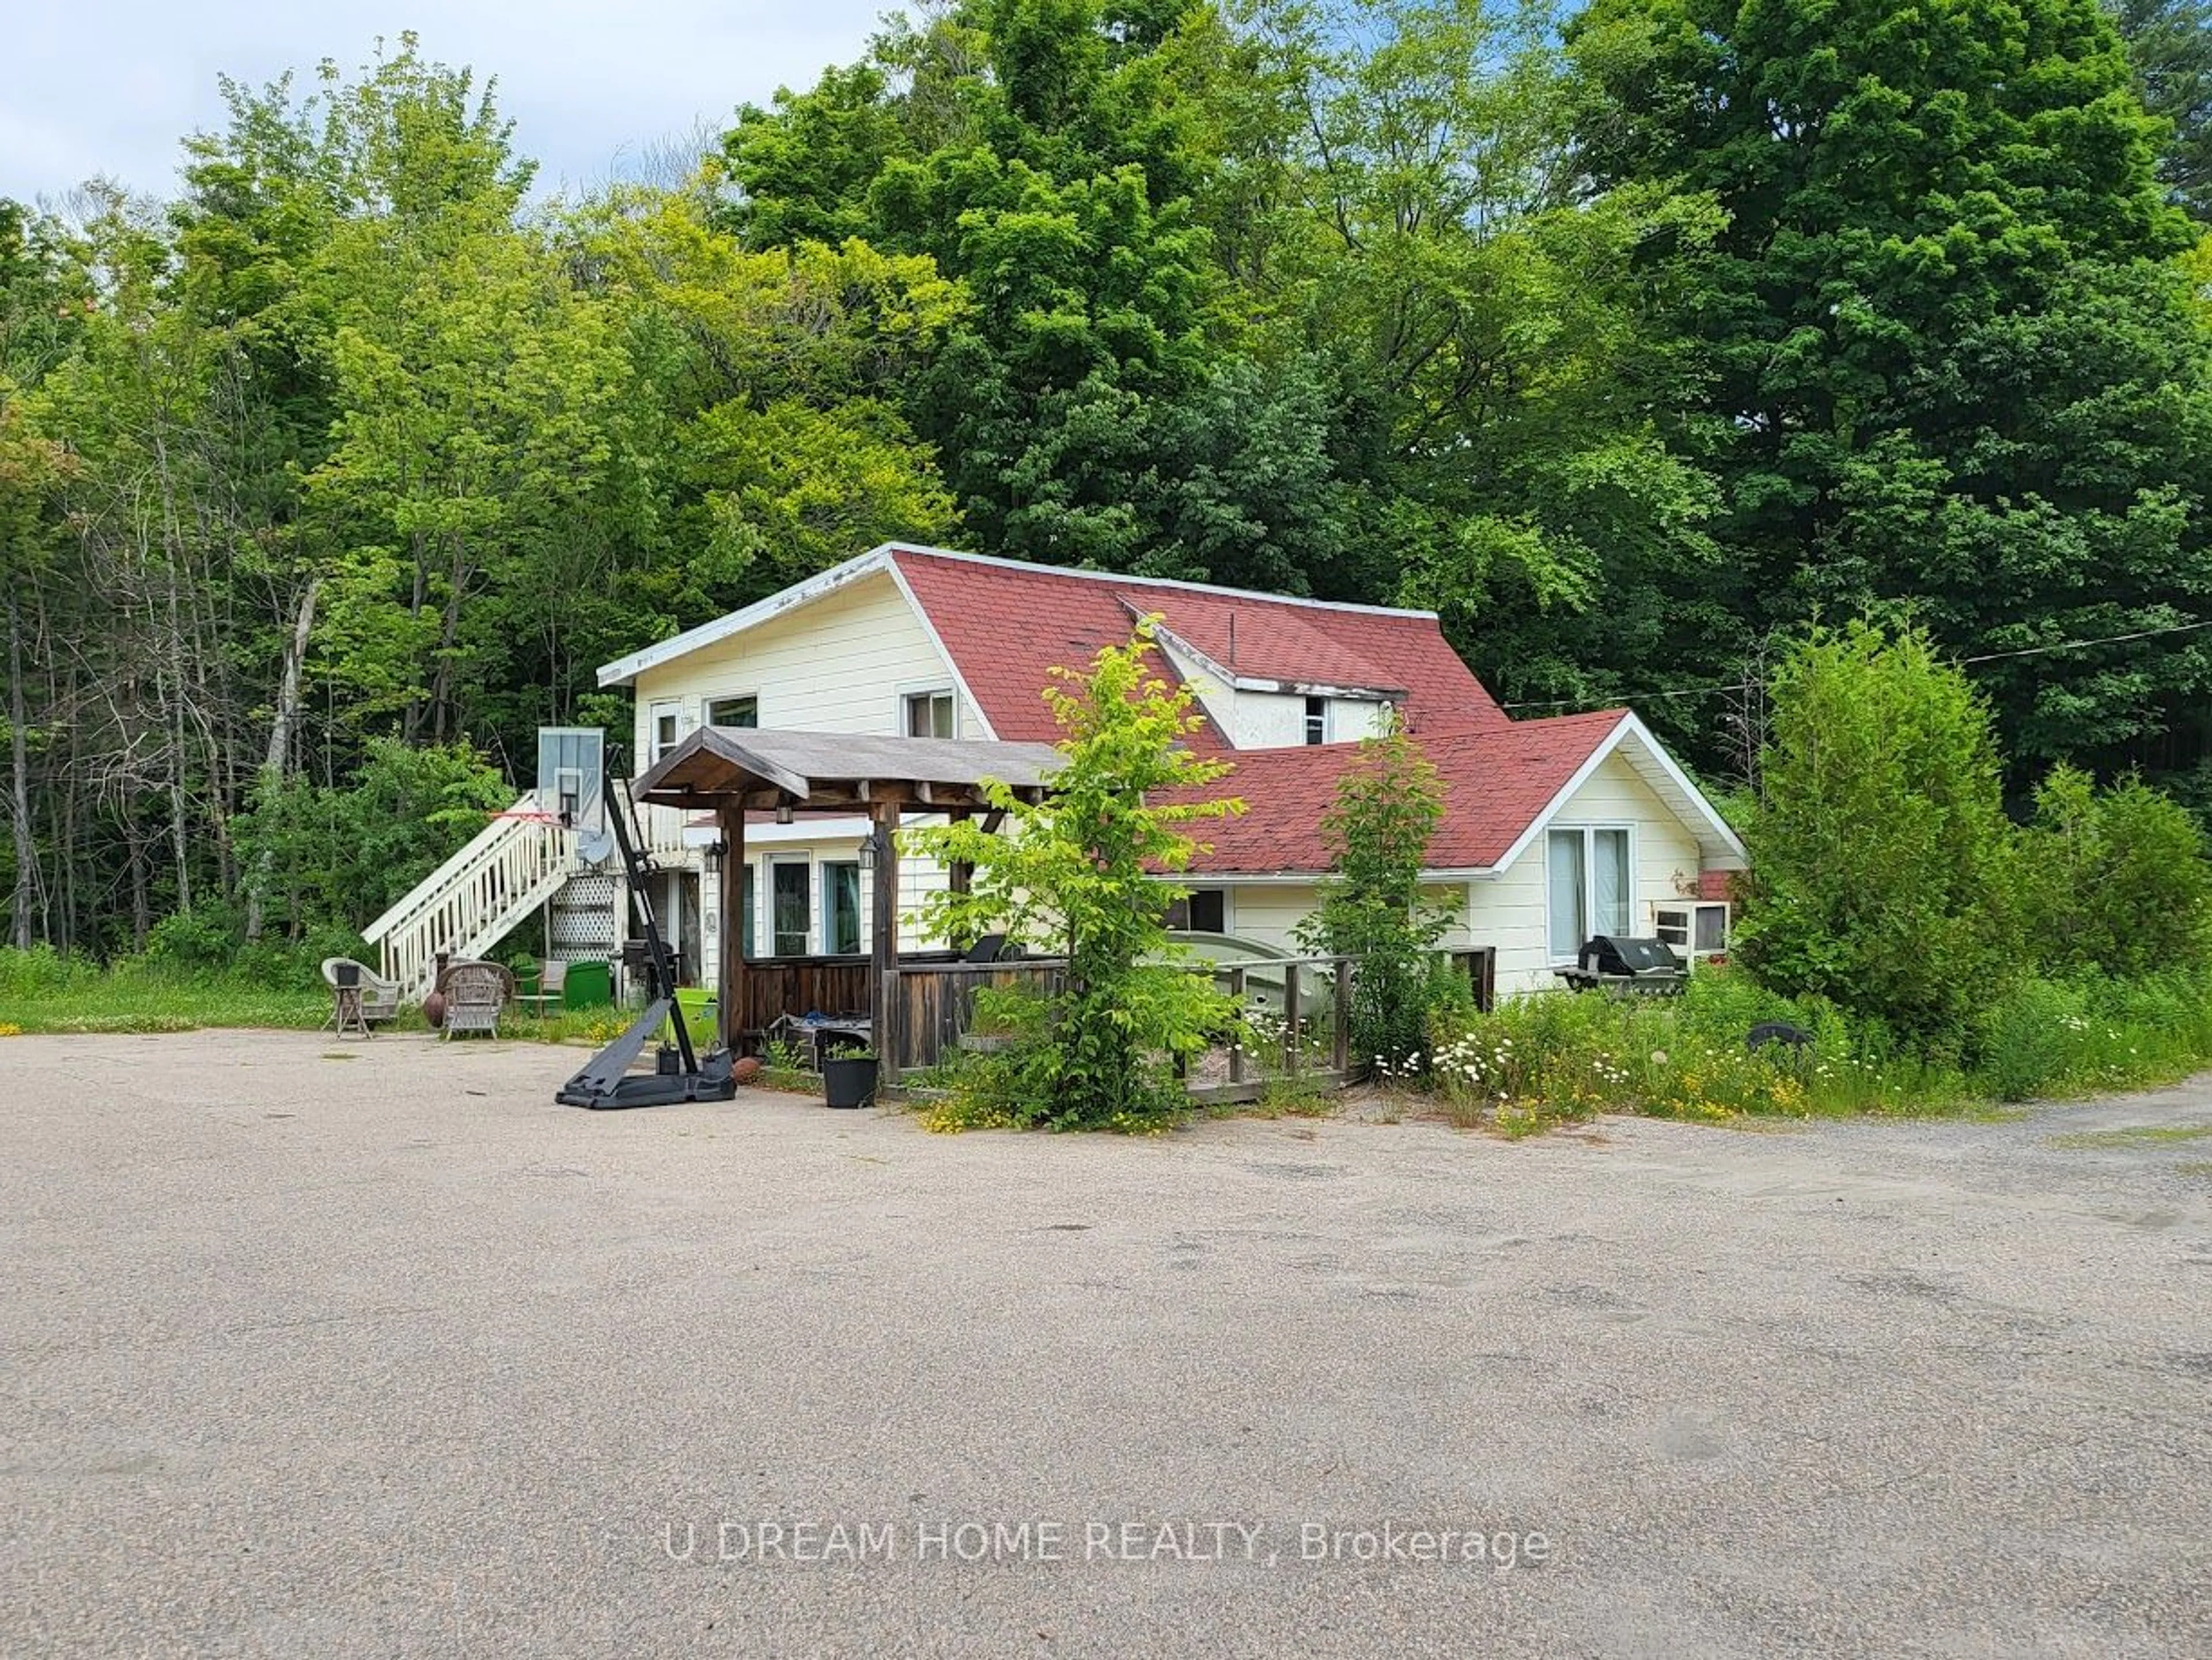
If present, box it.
[1304,695,1328,746]
[904,689,956,739]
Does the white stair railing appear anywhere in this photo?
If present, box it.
[362,795,578,999]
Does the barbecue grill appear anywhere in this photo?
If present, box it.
[1555,934,1689,995]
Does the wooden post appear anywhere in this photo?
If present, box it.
[870,799,901,1073]
[1228,965,1246,1086]
[1333,957,1352,1075]
[718,802,745,1051]
[1283,961,1301,1076]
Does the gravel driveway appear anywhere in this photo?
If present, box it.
[3,1030,2207,1658]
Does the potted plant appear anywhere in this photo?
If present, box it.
[821,1049,880,1110]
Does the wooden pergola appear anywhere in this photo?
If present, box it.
[628,727,1064,1060]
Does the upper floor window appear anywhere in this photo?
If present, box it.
[707,695,758,729]
[905,689,956,740]
[1304,695,1328,746]
[649,702,681,763]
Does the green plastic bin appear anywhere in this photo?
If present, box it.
[664,986,719,1045]
[562,959,612,1010]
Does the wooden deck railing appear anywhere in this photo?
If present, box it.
[889,958,1071,1073]
[735,944,1493,1092]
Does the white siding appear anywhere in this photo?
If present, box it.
[628,569,980,913]
[1235,693,1393,748]
[1471,750,1706,996]
[629,570,982,758]
[1214,880,1474,952]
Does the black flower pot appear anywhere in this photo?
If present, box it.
[822,1055,879,1110]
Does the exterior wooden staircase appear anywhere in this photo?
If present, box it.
[362,796,578,1000]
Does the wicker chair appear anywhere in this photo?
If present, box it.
[322,958,400,1030]
[440,961,514,1040]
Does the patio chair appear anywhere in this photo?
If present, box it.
[517,958,568,1018]
[323,957,400,1031]
[441,961,514,1041]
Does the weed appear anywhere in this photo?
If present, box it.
[2045,1124,2212,1149]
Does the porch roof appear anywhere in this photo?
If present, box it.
[630,727,1065,814]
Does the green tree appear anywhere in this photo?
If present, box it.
[902,623,1243,1129]
[1237,0,1734,714]
[233,736,512,936]
[1733,622,2022,1046]
[582,191,964,619]
[1294,713,1451,1070]
[2020,765,2212,977]
[310,211,635,744]
[1572,0,2212,783]
[2107,0,2212,220]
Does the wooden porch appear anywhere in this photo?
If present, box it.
[728,948,1365,1099]
[630,726,1067,1072]
[629,727,1501,1092]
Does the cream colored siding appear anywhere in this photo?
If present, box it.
[1471,750,1705,996]
[1215,883,1316,950]
[627,569,980,929]
[628,570,982,757]
[1215,880,1473,952]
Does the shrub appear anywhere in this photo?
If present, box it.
[903,624,1244,1131]
[0,943,100,999]
[233,736,510,937]
[1733,621,2022,1048]
[1975,969,2212,1102]
[142,907,248,977]
[1294,715,1452,1072]
[2020,766,2212,979]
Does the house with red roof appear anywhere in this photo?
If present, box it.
[594,543,1745,999]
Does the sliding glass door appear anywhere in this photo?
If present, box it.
[1547,828,1632,960]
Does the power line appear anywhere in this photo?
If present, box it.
[1501,616,2212,713]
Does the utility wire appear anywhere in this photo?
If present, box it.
[1501,616,2212,712]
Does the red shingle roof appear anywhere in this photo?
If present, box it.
[1170,710,1630,875]
[882,546,1644,875]
[890,547,1507,748]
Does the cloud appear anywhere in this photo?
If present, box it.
[5,1,886,205]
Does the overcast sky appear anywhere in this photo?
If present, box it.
[6,2,887,206]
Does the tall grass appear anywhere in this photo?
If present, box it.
[0,944,633,1042]
[1425,965,2212,1136]
[0,945,329,1034]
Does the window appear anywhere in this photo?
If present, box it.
[649,702,681,763]
[739,865,755,963]
[1304,695,1328,746]
[554,766,583,828]
[1166,889,1228,933]
[770,859,811,956]
[1548,827,1631,960]
[904,689,956,739]
[707,695,758,729]
[823,861,862,956]
[1653,902,1729,961]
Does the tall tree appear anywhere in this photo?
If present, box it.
[1572,0,2212,782]
[2107,0,2212,220]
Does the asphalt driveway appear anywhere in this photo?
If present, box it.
[2,1031,2207,1657]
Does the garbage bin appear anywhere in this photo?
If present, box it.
[562,959,612,1010]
